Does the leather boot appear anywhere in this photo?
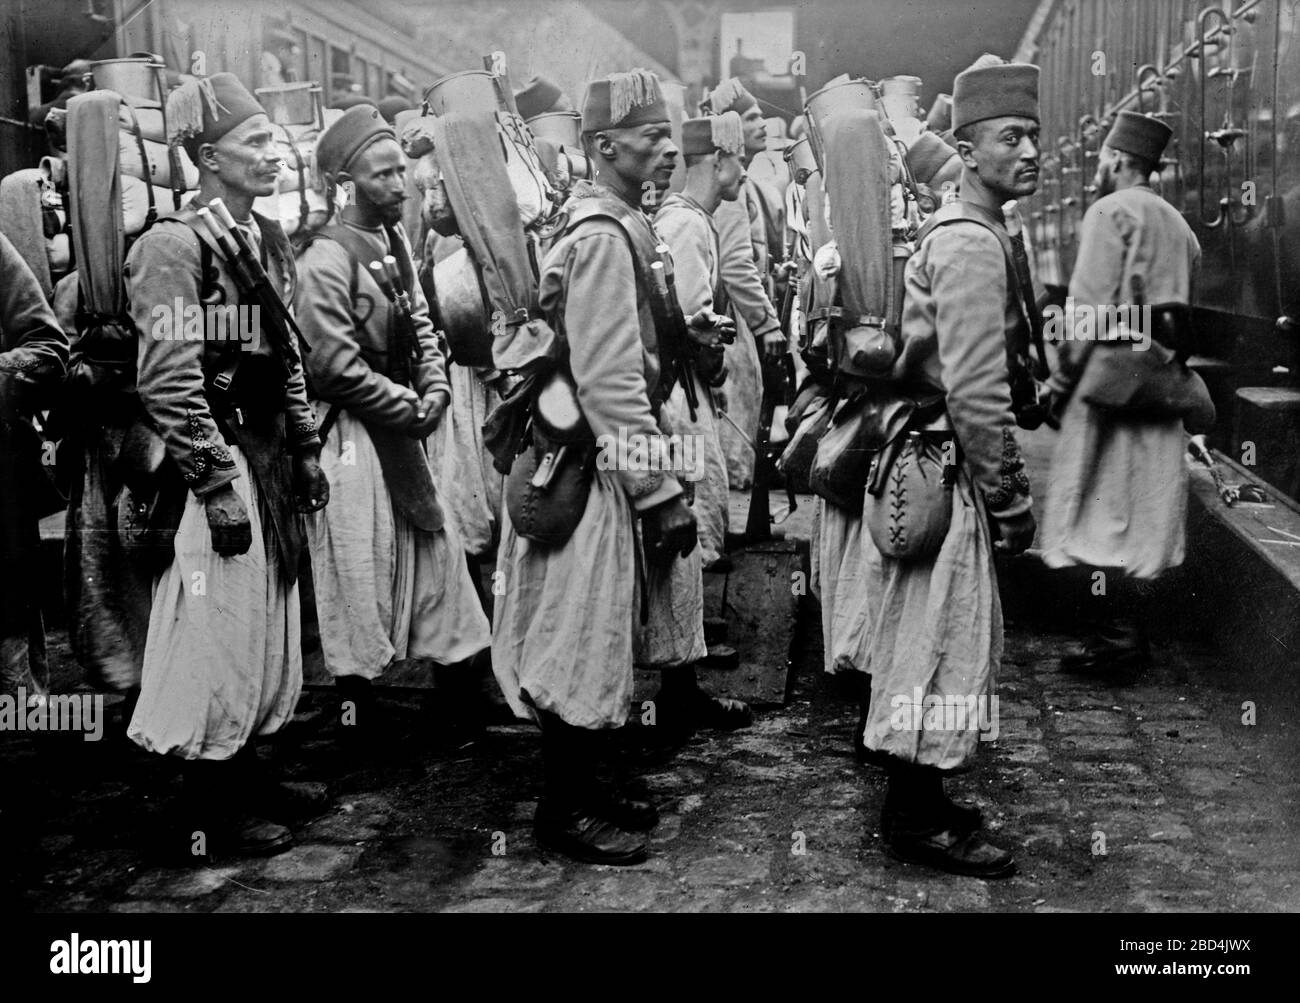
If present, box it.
[533,712,647,865]
[655,666,753,734]
[1061,618,1152,677]
[182,758,293,862]
[232,745,330,826]
[881,760,1010,879]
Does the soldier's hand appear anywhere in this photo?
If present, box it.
[294,450,330,512]
[644,496,697,563]
[687,310,736,347]
[762,328,786,360]
[204,485,253,557]
[407,388,450,439]
[0,368,39,416]
[992,509,1036,556]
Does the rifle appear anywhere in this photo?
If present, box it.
[198,199,311,366]
[367,254,423,389]
[649,243,700,422]
[746,344,796,542]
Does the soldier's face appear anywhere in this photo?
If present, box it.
[716,151,745,201]
[345,138,408,225]
[741,107,767,155]
[204,114,282,198]
[1094,145,1120,197]
[600,122,678,193]
[960,116,1040,199]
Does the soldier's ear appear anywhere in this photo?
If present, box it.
[196,142,220,173]
[956,139,978,172]
[594,131,618,161]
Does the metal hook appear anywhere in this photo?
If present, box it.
[1196,7,1234,227]
[1135,65,1162,116]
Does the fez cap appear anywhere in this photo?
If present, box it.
[705,77,758,116]
[952,63,1039,132]
[907,131,961,185]
[377,95,412,124]
[315,103,397,179]
[166,73,266,149]
[1104,110,1172,165]
[582,69,669,132]
[925,93,952,133]
[516,76,572,120]
[681,111,744,156]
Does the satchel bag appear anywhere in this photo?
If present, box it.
[505,427,596,546]
[113,417,187,574]
[1075,340,1216,433]
[504,368,597,546]
[808,390,915,514]
[863,425,956,561]
[777,384,832,495]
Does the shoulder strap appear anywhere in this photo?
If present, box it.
[559,197,682,399]
[917,201,1038,339]
[300,225,361,305]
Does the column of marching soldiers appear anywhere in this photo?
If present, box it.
[0,49,1208,878]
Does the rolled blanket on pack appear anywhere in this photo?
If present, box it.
[121,176,179,236]
[822,109,896,376]
[118,132,199,190]
[116,105,165,144]
[432,111,556,372]
[67,91,126,316]
[0,169,54,299]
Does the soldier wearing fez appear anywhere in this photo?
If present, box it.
[653,112,745,574]
[703,78,784,499]
[1041,112,1201,676]
[127,74,329,857]
[861,64,1043,878]
[293,105,490,735]
[493,69,750,865]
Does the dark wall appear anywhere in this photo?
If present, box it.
[589,0,1041,107]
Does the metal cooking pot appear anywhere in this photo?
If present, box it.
[89,58,166,108]
[255,82,323,129]
[526,111,582,148]
[423,70,507,117]
[804,76,877,170]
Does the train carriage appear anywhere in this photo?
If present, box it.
[1017,0,1300,497]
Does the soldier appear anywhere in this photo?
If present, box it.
[0,232,68,700]
[860,64,1043,878]
[653,113,744,569]
[646,113,754,736]
[1041,112,1200,676]
[491,69,699,865]
[703,78,784,499]
[294,104,491,730]
[125,73,330,857]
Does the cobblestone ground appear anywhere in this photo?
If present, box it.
[5,556,1299,913]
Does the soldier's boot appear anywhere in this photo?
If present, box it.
[533,712,647,865]
[231,744,329,826]
[880,760,1009,879]
[181,758,293,863]
[655,664,753,734]
[1061,617,1152,677]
